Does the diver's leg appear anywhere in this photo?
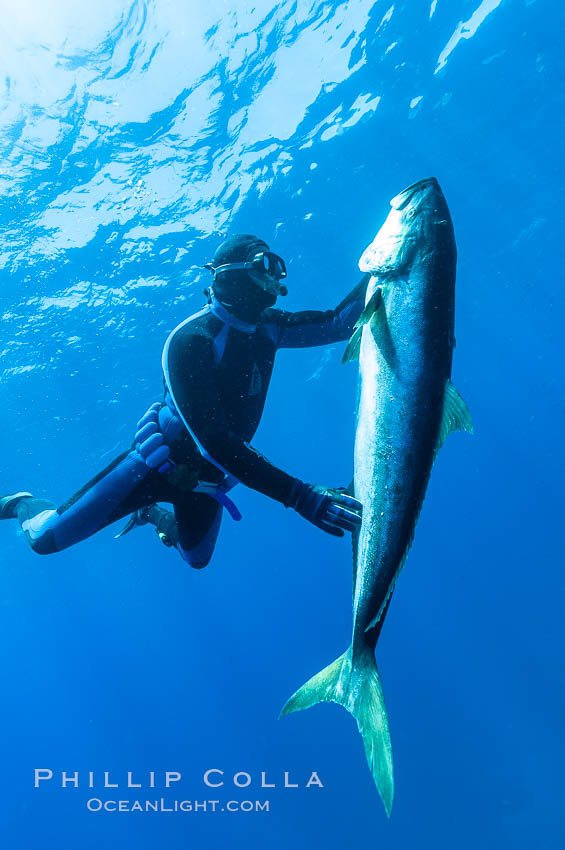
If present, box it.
[1,495,61,555]
[141,504,181,548]
[174,493,223,569]
[112,489,222,563]
[147,505,180,547]
[2,451,168,555]
[115,503,180,547]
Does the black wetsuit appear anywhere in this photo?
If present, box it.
[13,280,366,567]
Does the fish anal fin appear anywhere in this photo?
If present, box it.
[351,518,360,600]
[364,382,473,635]
[364,383,472,636]
[341,479,360,596]
[364,528,415,633]
[435,379,474,457]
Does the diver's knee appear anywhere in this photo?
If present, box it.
[177,546,212,569]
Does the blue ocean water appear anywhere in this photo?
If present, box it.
[1,0,563,847]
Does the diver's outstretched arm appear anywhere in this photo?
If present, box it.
[261,273,370,349]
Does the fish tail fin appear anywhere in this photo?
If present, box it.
[280,647,394,816]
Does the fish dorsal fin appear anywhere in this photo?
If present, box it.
[364,380,473,635]
[342,288,383,363]
[436,379,474,456]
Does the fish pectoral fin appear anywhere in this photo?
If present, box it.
[357,287,383,327]
[342,289,384,363]
[342,325,363,363]
[436,379,474,456]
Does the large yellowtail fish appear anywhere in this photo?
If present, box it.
[281,178,473,815]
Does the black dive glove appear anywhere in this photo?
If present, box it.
[289,481,363,537]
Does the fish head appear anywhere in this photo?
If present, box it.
[389,176,442,214]
[359,177,448,277]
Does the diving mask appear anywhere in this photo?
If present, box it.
[205,250,288,297]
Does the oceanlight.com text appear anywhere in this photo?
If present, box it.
[86,798,270,813]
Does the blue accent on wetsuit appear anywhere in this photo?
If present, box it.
[13,277,367,566]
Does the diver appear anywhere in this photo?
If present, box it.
[1,234,366,569]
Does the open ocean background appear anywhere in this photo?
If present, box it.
[1,1,563,848]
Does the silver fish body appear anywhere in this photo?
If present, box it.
[282,178,472,816]
[352,176,459,649]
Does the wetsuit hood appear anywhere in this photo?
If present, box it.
[212,234,270,267]
[207,234,280,322]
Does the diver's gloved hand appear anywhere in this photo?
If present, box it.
[289,481,363,537]
[135,402,175,474]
